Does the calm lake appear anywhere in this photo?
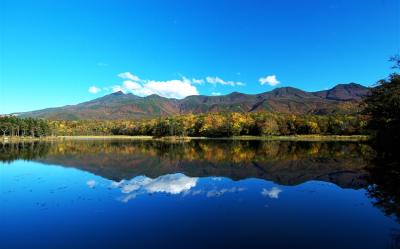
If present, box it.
[0,139,399,249]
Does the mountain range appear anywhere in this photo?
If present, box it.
[19,83,369,120]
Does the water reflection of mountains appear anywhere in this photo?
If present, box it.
[0,140,374,189]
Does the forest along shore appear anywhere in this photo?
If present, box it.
[0,135,370,142]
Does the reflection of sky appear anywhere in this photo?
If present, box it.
[105,174,249,203]
[108,174,199,202]
[1,161,398,249]
[86,180,96,188]
[261,187,282,199]
[206,187,246,198]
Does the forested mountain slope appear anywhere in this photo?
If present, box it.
[18,83,369,120]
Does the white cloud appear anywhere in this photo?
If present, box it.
[261,187,282,199]
[206,76,237,86]
[211,92,222,96]
[198,76,244,86]
[142,79,199,99]
[86,180,96,188]
[192,78,204,84]
[111,85,126,93]
[118,72,141,81]
[259,75,280,86]
[95,72,246,99]
[123,80,142,91]
[88,86,101,94]
[112,73,199,99]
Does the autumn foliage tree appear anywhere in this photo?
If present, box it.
[362,56,400,151]
[1,112,368,138]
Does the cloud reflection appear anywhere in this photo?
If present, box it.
[109,174,250,203]
[206,187,246,198]
[86,180,96,188]
[119,194,137,203]
[111,173,198,202]
[261,187,282,199]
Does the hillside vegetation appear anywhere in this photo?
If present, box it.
[0,112,367,137]
[17,83,369,120]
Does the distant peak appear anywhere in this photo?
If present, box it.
[271,86,304,93]
[314,82,369,101]
[146,94,162,98]
[111,91,125,96]
[272,86,296,91]
[333,82,366,89]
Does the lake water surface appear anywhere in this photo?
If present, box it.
[0,140,399,249]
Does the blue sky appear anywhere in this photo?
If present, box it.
[0,0,399,113]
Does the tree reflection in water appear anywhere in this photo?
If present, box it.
[1,139,399,229]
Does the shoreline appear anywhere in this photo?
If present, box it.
[1,135,370,142]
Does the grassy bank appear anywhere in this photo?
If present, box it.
[172,135,370,141]
[0,136,60,142]
[226,135,370,141]
[59,135,154,140]
[1,134,370,142]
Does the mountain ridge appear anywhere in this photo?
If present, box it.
[17,83,369,120]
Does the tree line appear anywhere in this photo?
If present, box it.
[0,116,51,137]
[109,112,367,137]
[0,112,367,138]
